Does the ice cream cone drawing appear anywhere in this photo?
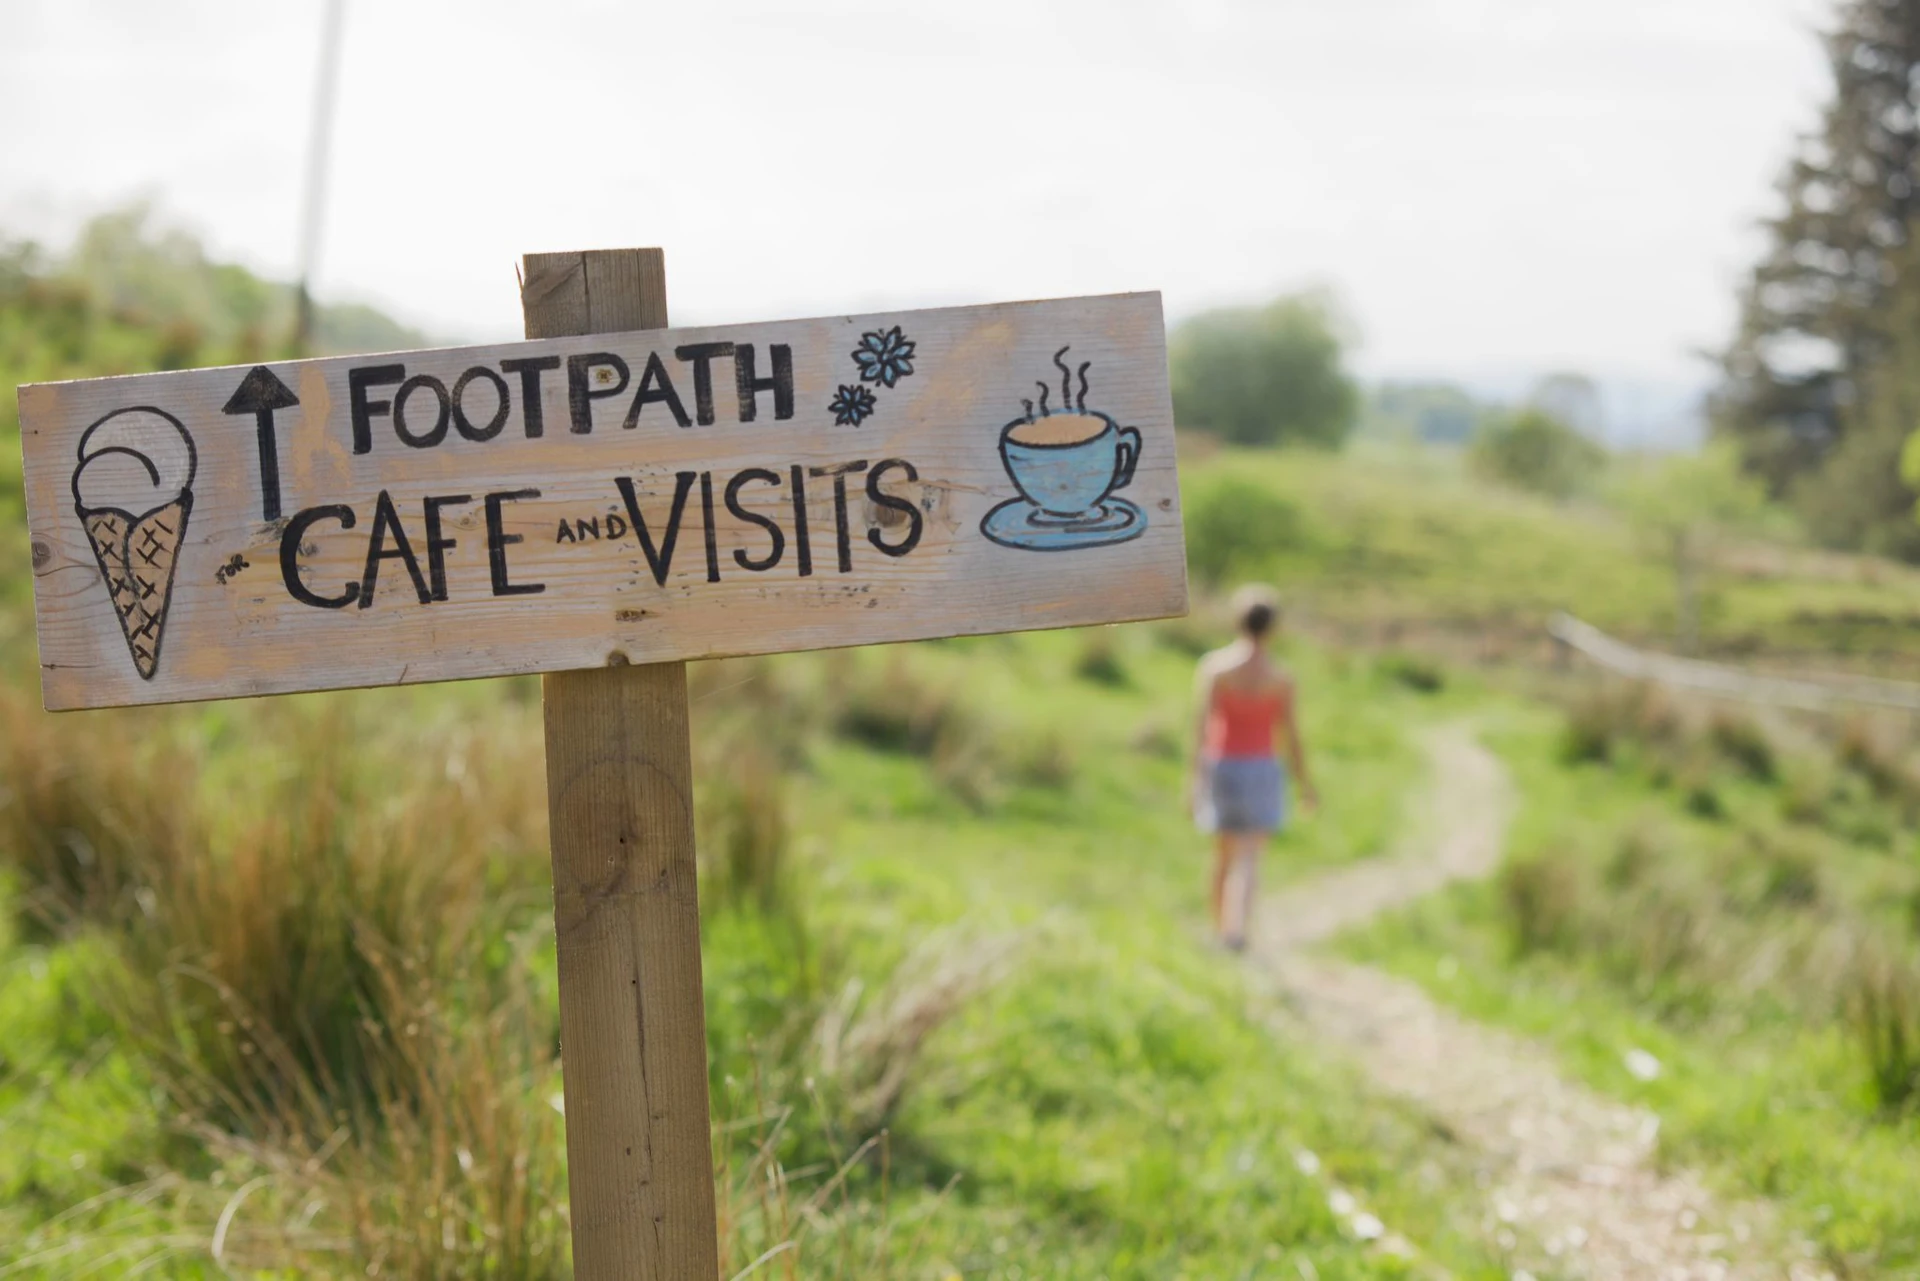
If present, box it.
[69,407,198,680]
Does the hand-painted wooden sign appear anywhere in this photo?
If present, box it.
[17,293,1186,710]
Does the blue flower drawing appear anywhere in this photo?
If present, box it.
[828,383,877,426]
[852,326,916,388]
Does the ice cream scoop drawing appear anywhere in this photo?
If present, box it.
[70,407,198,680]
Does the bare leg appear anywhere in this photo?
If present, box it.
[1227,834,1266,946]
[1210,834,1235,936]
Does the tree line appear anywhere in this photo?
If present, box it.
[1719,0,1920,560]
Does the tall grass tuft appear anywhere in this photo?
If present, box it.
[0,687,569,1276]
[1708,709,1777,781]
[697,726,795,920]
[181,931,570,1279]
[7,934,571,1280]
[811,929,1024,1136]
[1560,681,1681,764]
[0,696,191,933]
[1376,652,1446,693]
[1073,631,1131,688]
[1150,611,1217,658]
[828,656,984,761]
[822,654,1069,807]
[1499,849,1583,956]
[1844,941,1920,1114]
[714,1105,953,1281]
[1836,715,1920,808]
[112,700,544,1137]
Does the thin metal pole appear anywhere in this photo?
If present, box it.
[295,0,347,355]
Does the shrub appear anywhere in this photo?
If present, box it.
[1168,292,1358,448]
[1376,652,1445,693]
[1470,407,1605,499]
[1183,477,1307,585]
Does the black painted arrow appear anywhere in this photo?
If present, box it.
[222,366,301,522]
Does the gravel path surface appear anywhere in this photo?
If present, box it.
[1248,722,1831,1281]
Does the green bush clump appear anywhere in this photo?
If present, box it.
[1709,709,1778,781]
[1376,652,1445,693]
[1836,716,1920,809]
[1183,477,1308,584]
[1500,850,1584,957]
[1073,631,1131,687]
[1470,407,1605,499]
[1168,291,1358,448]
[1559,681,1681,765]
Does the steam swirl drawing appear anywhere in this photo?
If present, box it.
[69,407,198,680]
[980,345,1147,552]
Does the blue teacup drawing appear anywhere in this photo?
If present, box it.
[998,410,1141,522]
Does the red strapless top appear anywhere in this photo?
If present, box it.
[1204,682,1288,759]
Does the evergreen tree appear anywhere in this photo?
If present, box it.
[1719,0,1920,496]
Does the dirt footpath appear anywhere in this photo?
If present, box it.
[1249,722,1831,1281]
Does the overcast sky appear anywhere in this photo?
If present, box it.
[1,0,1833,429]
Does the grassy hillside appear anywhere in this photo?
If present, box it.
[1180,444,1920,666]
[0,224,1521,1276]
[14,218,1920,1277]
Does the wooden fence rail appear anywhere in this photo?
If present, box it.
[1546,613,1920,715]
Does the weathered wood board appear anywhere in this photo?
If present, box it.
[18,292,1186,710]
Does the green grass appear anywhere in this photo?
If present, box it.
[0,604,1516,1276]
[709,628,1512,1277]
[23,218,1920,1275]
[1344,696,1920,1277]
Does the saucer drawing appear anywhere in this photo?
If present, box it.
[980,497,1146,552]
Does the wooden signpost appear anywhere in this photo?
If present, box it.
[15,247,1186,1277]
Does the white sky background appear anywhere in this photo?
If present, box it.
[1,0,1834,437]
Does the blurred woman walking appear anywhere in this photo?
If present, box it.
[1191,586,1317,951]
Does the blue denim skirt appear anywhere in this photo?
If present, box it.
[1197,755,1287,834]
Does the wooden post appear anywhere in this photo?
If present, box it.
[522,248,720,1280]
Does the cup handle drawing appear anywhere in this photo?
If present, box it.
[1113,426,1142,491]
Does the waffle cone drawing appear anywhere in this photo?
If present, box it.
[70,406,199,682]
[80,496,192,680]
